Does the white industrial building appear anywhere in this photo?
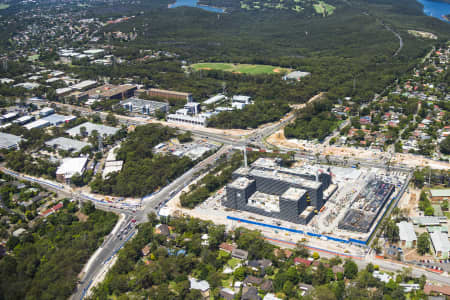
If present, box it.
[13,115,35,125]
[430,231,450,259]
[102,160,124,179]
[397,221,417,248]
[24,119,51,130]
[232,95,252,104]
[203,94,226,105]
[41,114,76,126]
[0,132,23,150]
[56,87,73,97]
[282,71,311,81]
[39,107,55,117]
[66,122,120,137]
[71,80,97,90]
[1,112,19,122]
[231,95,252,110]
[167,113,209,127]
[56,157,88,183]
[45,137,91,152]
[14,82,40,90]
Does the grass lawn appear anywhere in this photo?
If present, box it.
[221,276,234,288]
[191,63,291,75]
[445,212,450,219]
[313,1,335,15]
[0,4,9,9]
[227,257,241,268]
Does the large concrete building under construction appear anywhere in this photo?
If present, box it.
[223,158,333,224]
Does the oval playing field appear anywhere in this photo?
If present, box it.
[190,63,292,75]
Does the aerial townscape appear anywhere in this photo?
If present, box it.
[0,0,450,299]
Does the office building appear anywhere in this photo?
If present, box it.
[148,88,193,102]
[224,158,329,224]
[120,97,168,115]
[83,84,137,100]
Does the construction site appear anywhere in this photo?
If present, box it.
[165,152,411,247]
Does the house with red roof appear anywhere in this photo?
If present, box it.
[294,257,312,266]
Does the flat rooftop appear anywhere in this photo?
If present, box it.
[41,114,76,125]
[66,122,119,137]
[45,137,90,152]
[228,177,254,189]
[248,191,280,213]
[250,168,322,189]
[0,132,23,149]
[281,187,307,201]
[121,97,168,108]
[300,206,315,218]
[252,157,325,179]
[149,88,191,97]
[84,84,136,98]
[56,157,88,178]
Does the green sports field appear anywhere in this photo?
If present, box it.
[190,63,292,75]
[0,4,10,9]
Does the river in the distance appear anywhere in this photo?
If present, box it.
[168,0,224,13]
[416,0,450,22]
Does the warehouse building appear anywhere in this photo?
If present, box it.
[1,112,19,122]
[24,119,50,130]
[66,122,119,137]
[56,157,88,183]
[39,107,54,117]
[102,160,124,179]
[13,115,35,125]
[41,114,76,126]
[56,87,73,98]
[0,132,23,150]
[120,97,168,115]
[45,137,90,152]
[224,158,328,224]
[430,231,450,259]
[148,88,193,102]
[398,221,417,248]
[71,80,97,91]
[203,94,226,105]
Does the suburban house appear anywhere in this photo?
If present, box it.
[189,278,210,299]
[232,248,249,260]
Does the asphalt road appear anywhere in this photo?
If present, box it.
[71,214,137,300]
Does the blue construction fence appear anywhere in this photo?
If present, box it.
[227,216,367,246]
